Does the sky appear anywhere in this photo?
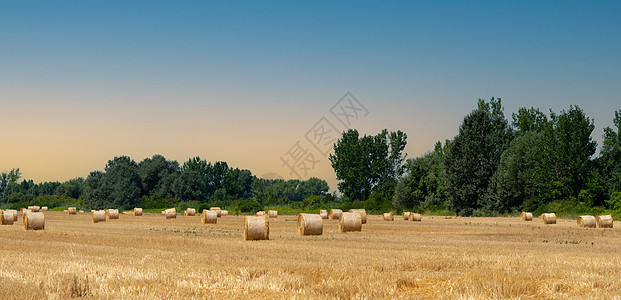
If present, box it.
[1,1,620,191]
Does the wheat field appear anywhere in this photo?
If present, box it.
[1,211,620,299]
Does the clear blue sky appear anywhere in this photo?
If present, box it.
[1,1,620,188]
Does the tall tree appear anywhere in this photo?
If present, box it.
[444,98,513,215]
[600,110,621,197]
[138,154,179,195]
[330,129,407,202]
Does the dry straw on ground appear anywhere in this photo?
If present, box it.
[68,207,77,215]
[409,213,422,222]
[577,215,596,228]
[383,213,394,221]
[201,210,217,224]
[597,215,614,228]
[520,212,533,221]
[329,209,342,220]
[185,208,196,216]
[209,207,222,217]
[319,210,328,219]
[133,208,142,216]
[1,210,15,225]
[106,209,120,220]
[244,215,269,240]
[24,212,45,230]
[339,212,362,232]
[541,213,557,224]
[268,210,278,218]
[92,211,106,223]
[349,209,367,224]
[297,213,323,236]
[165,208,176,219]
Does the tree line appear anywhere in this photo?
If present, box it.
[388,99,621,216]
[1,155,331,211]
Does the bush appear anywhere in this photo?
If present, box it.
[238,199,261,213]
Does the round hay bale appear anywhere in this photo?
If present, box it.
[319,210,328,219]
[402,212,411,220]
[329,209,342,220]
[5,210,18,223]
[63,210,68,213]
[409,213,422,222]
[161,210,166,215]
[24,212,45,230]
[339,212,362,232]
[202,210,218,224]
[165,208,176,219]
[577,215,596,228]
[221,210,228,217]
[92,210,106,223]
[68,207,77,215]
[383,213,394,221]
[541,213,557,224]
[209,207,222,217]
[1,210,15,225]
[520,212,533,221]
[297,213,323,236]
[244,215,269,240]
[268,210,278,218]
[185,208,196,216]
[31,206,40,212]
[41,206,48,211]
[349,209,367,224]
[133,208,142,216]
[256,211,265,216]
[597,215,614,228]
[106,209,119,219]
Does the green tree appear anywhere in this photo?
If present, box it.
[330,129,407,202]
[138,154,179,195]
[444,98,513,215]
[600,110,621,198]
[0,168,21,202]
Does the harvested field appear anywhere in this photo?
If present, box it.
[1,212,620,299]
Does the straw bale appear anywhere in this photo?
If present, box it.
[329,209,342,220]
[133,208,142,216]
[106,209,119,219]
[339,212,362,232]
[1,210,15,225]
[92,210,106,223]
[409,213,422,222]
[68,207,77,215]
[268,210,278,218]
[244,215,269,240]
[402,212,411,220]
[221,210,228,216]
[383,212,394,221]
[349,209,367,224]
[597,215,614,228]
[24,212,45,230]
[541,213,557,224]
[165,208,176,219]
[520,212,533,221]
[319,210,328,219]
[297,213,323,235]
[185,208,196,216]
[577,215,596,228]
[202,210,218,224]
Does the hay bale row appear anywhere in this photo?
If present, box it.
[133,208,142,216]
[541,213,556,224]
[329,209,342,220]
[92,210,106,223]
[597,215,614,228]
[28,206,41,212]
[68,207,77,215]
[349,209,367,224]
[24,212,44,230]
[340,212,362,232]
[106,209,119,219]
[268,210,278,218]
[319,209,328,219]
[202,210,218,224]
[520,212,533,221]
[244,215,269,240]
[297,213,323,235]
[409,213,422,222]
[165,208,176,219]
[185,208,196,216]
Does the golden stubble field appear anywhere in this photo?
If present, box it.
[1,211,620,299]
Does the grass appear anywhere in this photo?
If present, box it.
[1,211,620,298]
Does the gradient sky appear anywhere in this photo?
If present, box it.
[1,1,620,191]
